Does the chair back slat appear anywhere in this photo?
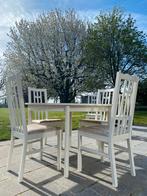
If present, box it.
[110,72,139,137]
[97,89,114,121]
[97,89,113,105]
[6,74,27,135]
[86,89,114,121]
[87,93,97,104]
[28,87,48,120]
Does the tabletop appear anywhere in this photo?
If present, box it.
[26,103,112,111]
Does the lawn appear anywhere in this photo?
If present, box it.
[0,108,85,141]
[0,108,147,141]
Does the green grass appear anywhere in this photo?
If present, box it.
[134,111,147,126]
[0,108,11,141]
[0,108,85,141]
[0,108,147,141]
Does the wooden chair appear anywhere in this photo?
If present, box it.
[6,74,62,182]
[28,87,63,144]
[96,88,114,121]
[85,92,98,120]
[83,89,114,127]
[78,71,139,187]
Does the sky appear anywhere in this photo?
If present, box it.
[0,0,147,58]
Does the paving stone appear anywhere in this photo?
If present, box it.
[0,178,28,196]
[18,189,46,196]
[0,128,147,195]
[73,187,101,196]
[134,142,147,156]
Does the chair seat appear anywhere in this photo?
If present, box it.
[32,119,64,129]
[27,123,60,134]
[79,124,109,137]
[85,113,97,119]
[80,119,108,128]
[32,119,62,124]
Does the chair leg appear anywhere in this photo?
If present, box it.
[109,143,118,188]
[57,130,62,170]
[127,139,136,176]
[28,143,33,158]
[40,138,43,160]
[61,132,64,150]
[45,137,48,145]
[18,141,27,183]
[97,141,104,162]
[69,127,72,148]
[77,133,82,172]
[7,136,15,171]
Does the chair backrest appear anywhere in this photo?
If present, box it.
[86,89,114,121]
[97,89,114,104]
[110,71,139,137]
[28,87,48,120]
[94,89,113,121]
[6,74,27,137]
[87,93,97,104]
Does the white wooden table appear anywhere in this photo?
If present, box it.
[26,103,111,178]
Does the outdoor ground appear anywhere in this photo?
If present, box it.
[0,108,147,141]
[0,127,147,195]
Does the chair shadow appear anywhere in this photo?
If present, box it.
[132,135,147,142]
[61,153,147,195]
[29,149,147,195]
[9,170,61,196]
[8,127,147,195]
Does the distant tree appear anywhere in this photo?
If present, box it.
[137,79,147,105]
[4,9,87,102]
[84,7,147,86]
[0,61,4,91]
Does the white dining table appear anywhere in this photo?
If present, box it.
[26,103,111,178]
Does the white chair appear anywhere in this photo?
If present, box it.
[85,92,98,120]
[78,71,139,187]
[28,87,63,144]
[96,89,114,121]
[6,74,62,182]
[83,89,114,127]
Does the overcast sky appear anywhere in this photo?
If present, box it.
[0,0,147,58]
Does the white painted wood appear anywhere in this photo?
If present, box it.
[6,74,62,182]
[69,112,72,147]
[57,130,62,171]
[64,106,70,178]
[28,87,48,120]
[26,103,111,112]
[40,138,43,160]
[109,142,118,188]
[127,139,136,176]
[85,96,109,162]
[18,141,27,182]
[78,71,139,187]
[7,136,15,171]
[28,87,62,144]
[96,88,114,121]
[77,134,82,172]
[98,141,104,162]
[28,87,63,146]
[86,89,113,121]
[86,92,98,119]
[26,102,111,178]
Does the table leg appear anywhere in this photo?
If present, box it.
[108,107,111,128]
[28,108,32,124]
[64,106,70,178]
[69,112,72,147]
[28,108,32,158]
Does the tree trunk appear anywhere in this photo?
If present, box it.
[59,90,75,103]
